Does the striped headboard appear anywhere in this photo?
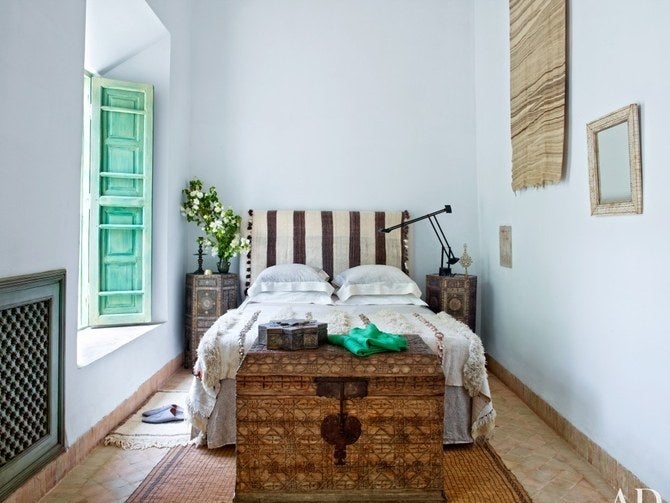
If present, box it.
[245,210,409,290]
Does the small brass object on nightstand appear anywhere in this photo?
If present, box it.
[460,244,473,276]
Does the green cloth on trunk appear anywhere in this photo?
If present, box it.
[327,323,407,357]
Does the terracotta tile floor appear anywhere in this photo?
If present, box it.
[487,376,615,503]
[39,370,617,502]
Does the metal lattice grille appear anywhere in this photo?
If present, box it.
[0,300,51,467]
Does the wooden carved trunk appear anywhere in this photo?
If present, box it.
[235,334,446,502]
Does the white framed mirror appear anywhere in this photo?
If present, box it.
[586,104,642,215]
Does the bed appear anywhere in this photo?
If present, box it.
[186,209,495,448]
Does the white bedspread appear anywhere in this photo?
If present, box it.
[186,302,495,444]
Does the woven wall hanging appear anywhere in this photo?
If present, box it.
[509,0,567,191]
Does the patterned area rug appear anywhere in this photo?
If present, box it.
[127,442,532,502]
[104,391,191,449]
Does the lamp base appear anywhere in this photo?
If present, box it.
[438,267,453,277]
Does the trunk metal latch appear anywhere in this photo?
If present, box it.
[314,377,368,465]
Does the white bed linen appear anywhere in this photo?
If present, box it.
[186,301,495,447]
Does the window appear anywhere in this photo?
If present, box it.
[80,75,154,327]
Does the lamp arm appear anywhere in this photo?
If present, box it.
[427,216,459,276]
[432,216,458,265]
[379,205,452,233]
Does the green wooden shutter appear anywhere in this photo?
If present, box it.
[89,76,153,326]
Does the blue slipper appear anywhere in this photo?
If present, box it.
[141,406,184,424]
[142,404,182,417]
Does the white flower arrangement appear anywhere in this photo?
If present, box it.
[180,178,249,270]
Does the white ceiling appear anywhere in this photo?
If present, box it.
[84,0,167,74]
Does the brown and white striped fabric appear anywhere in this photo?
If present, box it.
[245,210,409,291]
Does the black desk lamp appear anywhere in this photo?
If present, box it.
[379,205,459,276]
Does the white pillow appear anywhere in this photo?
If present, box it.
[247,264,333,297]
[246,291,335,305]
[334,294,427,306]
[333,265,422,301]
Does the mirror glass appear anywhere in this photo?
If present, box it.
[597,122,631,203]
[586,104,642,215]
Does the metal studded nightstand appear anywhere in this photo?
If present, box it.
[184,273,239,369]
[425,274,477,333]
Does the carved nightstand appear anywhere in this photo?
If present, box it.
[184,273,239,369]
[425,274,477,333]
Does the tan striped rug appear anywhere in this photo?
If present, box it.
[127,442,531,502]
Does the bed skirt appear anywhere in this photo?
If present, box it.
[198,379,477,448]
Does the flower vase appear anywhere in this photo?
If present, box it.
[217,257,230,274]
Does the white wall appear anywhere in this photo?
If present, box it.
[0,0,189,446]
[85,0,166,74]
[187,0,480,287]
[474,1,670,498]
[0,0,84,282]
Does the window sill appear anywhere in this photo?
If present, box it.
[77,323,162,367]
